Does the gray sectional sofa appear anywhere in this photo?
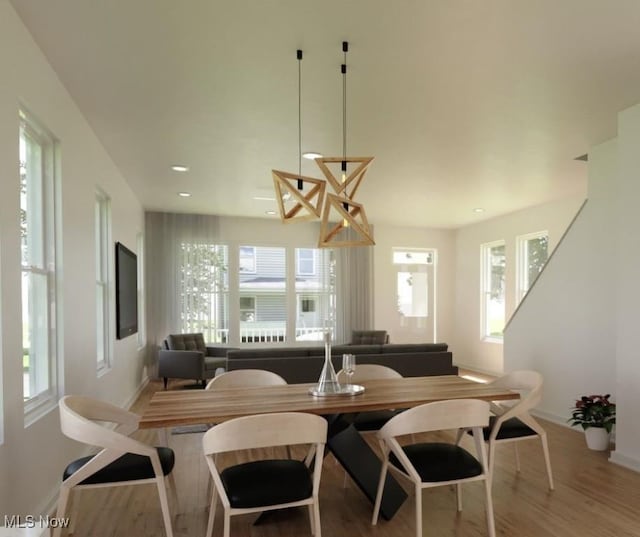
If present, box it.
[226,343,457,383]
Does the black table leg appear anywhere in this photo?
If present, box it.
[326,415,407,520]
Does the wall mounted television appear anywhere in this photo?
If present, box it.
[115,241,138,339]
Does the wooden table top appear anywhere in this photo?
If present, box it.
[139,375,519,429]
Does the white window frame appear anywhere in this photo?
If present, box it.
[136,232,146,349]
[20,109,60,421]
[516,231,548,304]
[480,240,506,343]
[296,248,316,276]
[95,189,112,374]
[239,246,257,273]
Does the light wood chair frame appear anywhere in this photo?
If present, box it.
[202,412,327,537]
[336,363,402,384]
[55,395,176,537]
[460,370,554,490]
[372,399,495,537]
[205,369,287,390]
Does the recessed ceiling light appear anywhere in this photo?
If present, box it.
[253,196,276,201]
[265,210,277,215]
[302,152,323,160]
[177,192,191,197]
[171,165,189,172]
[473,207,485,213]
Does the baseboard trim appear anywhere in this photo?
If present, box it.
[122,375,150,410]
[609,451,640,473]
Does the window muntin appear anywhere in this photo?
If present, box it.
[95,191,112,372]
[20,111,58,413]
[517,232,548,303]
[179,243,229,343]
[481,241,506,340]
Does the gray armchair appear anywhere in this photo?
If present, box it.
[158,333,228,389]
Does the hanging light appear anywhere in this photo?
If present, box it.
[317,41,375,247]
[272,49,326,223]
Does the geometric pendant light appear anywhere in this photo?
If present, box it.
[318,193,374,247]
[271,43,375,246]
[318,42,375,246]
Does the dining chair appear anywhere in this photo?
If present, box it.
[337,364,403,432]
[205,368,287,390]
[458,370,554,490]
[54,395,177,537]
[202,412,327,537]
[372,399,494,537]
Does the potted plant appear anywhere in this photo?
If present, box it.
[569,394,616,450]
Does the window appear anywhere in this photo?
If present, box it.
[20,110,59,415]
[95,190,112,372]
[240,296,256,321]
[239,246,256,273]
[297,248,316,275]
[393,249,432,318]
[516,232,548,303]
[179,243,228,343]
[239,246,285,343]
[481,241,506,340]
[295,248,334,341]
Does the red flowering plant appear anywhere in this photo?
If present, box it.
[569,394,616,433]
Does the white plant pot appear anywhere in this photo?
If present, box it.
[585,427,611,451]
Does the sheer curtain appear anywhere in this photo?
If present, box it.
[331,227,375,343]
[145,212,222,367]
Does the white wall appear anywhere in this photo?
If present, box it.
[454,196,584,374]
[612,104,640,471]
[0,2,145,516]
[504,140,616,425]
[372,225,456,345]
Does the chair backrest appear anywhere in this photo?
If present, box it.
[202,412,327,455]
[378,399,490,440]
[489,370,543,416]
[337,364,402,383]
[351,330,389,345]
[166,333,206,353]
[205,369,287,390]
[59,396,154,487]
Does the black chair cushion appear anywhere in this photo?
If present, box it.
[63,447,175,485]
[220,459,312,508]
[353,410,399,431]
[390,443,483,482]
[473,416,538,441]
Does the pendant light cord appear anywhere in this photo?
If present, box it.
[297,49,303,188]
[342,42,348,161]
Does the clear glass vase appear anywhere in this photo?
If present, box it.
[315,329,341,394]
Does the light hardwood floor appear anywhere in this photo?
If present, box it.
[66,379,640,537]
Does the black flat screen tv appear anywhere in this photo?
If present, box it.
[115,241,138,339]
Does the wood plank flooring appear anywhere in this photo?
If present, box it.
[67,379,640,537]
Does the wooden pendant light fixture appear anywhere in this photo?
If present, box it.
[271,42,375,246]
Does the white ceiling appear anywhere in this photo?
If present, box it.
[11,0,640,228]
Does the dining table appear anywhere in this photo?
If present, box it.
[139,375,518,520]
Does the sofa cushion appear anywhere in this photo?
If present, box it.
[204,356,227,371]
[167,333,206,353]
[382,343,448,354]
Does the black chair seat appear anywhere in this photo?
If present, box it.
[353,409,399,431]
[63,447,175,485]
[390,443,483,482]
[220,459,312,509]
[470,416,538,441]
